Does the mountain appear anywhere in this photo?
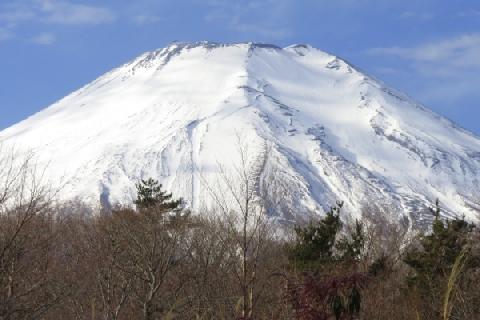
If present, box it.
[1,41,480,224]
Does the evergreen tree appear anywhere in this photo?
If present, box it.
[134,178,182,212]
[403,200,478,319]
[336,219,365,261]
[290,201,343,268]
[404,200,475,278]
[287,201,368,320]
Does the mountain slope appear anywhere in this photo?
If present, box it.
[1,41,479,224]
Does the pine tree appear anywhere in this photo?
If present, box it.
[290,201,343,268]
[134,178,182,212]
[403,200,478,319]
[336,219,365,261]
[404,200,475,278]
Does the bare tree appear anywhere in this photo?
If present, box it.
[182,215,239,318]
[0,147,61,319]
[104,204,191,320]
[201,135,281,319]
[93,216,133,320]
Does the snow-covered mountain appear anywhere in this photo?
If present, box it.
[1,41,480,224]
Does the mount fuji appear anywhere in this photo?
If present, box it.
[1,41,480,224]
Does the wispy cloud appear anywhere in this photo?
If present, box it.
[399,11,434,20]
[0,0,115,45]
[0,6,35,27]
[233,23,292,40]
[368,33,480,76]
[457,9,480,17]
[368,34,480,111]
[0,1,115,26]
[31,32,55,45]
[0,27,13,41]
[203,0,294,40]
[132,14,161,25]
[37,0,115,25]
[419,79,480,104]
[373,66,400,75]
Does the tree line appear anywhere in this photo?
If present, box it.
[0,155,479,319]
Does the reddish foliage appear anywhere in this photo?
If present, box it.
[285,272,368,320]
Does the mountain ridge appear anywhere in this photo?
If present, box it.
[1,41,479,224]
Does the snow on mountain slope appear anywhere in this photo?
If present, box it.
[1,41,479,224]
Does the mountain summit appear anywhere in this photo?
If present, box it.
[2,41,479,223]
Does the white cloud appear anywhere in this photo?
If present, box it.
[0,6,35,27]
[31,32,55,45]
[367,34,480,114]
[0,0,115,44]
[457,9,480,17]
[369,34,480,63]
[203,0,294,40]
[0,1,115,27]
[132,14,161,25]
[399,11,434,20]
[233,23,292,40]
[38,0,115,25]
[368,33,480,77]
[373,66,399,75]
[418,79,480,104]
[0,27,12,41]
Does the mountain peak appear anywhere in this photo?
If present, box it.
[1,41,479,224]
[164,40,283,50]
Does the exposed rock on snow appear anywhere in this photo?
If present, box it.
[1,41,479,224]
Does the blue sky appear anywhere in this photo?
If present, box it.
[1,0,479,134]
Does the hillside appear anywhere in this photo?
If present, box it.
[1,41,479,223]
